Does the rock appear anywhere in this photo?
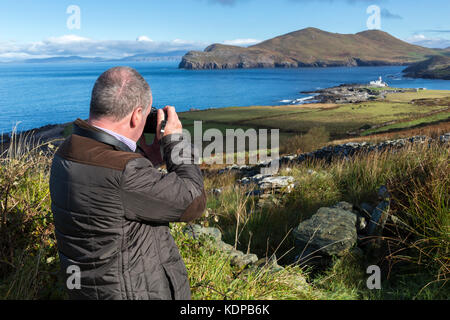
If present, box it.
[254,255,284,273]
[238,173,271,185]
[183,224,222,242]
[216,241,234,253]
[332,201,353,211]
[183,225,260,269]
[231,253,259,269]
[258,176,295,192]
[349,247,364,259]
[293,205,358,266]
[240,174,295,196]
[367,201,390,235]
[439,133,450,143]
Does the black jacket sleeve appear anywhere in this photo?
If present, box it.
[120,133,206,223]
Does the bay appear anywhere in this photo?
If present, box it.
[0,61,449,134]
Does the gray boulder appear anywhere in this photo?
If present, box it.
[332,201,353,211]
[258,176,295,192]
[293,205,358,265]
[183,224,259,269]
[230,252,259,269]
[183,224,222,242]
[439,133,450,143]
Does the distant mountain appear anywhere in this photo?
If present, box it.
[403,55,450,80]
[23,56,107,63]
[179,28,440,70]
[117,51,186,62]
[19,51,186,64]
[410,39,450,49]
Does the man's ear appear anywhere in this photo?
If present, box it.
[130,107,143,128]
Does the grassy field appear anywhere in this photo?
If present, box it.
[176,89,450,142]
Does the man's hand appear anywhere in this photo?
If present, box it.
[158,106,182,140]
[138,106,182,167]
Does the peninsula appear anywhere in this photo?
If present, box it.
[179,28,439,70]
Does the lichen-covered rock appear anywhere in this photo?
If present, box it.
[258,176,295,192]
[332,201,354,212]
[183,224,222,242]
[183,224,259,269]
[231,253,259,269]
[239,174,295,194]
[293,205,358,265]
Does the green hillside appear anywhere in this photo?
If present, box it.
[403,55,450,80]
[180,28,440,69]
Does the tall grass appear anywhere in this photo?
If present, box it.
[203,140,449,298]
[0,128,64,299]
[0,124,448,299]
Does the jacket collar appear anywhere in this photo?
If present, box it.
[72,118,136,153]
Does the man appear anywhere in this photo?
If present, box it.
[49,66,206,300]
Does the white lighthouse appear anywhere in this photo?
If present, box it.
[370,76,388,87]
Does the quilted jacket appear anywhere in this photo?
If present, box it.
[49,118,206,300]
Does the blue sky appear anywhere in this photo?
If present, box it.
[0,0,449,60]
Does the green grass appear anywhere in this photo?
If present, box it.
[176,90,450,140]
[362,111,450,136]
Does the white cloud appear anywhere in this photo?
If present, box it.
[223,38,261,46]
[46,35,92,44]
[0,35,207,62]
[405,34,450,49]
[136,35,153,42]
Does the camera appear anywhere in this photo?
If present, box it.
[144,107,168,134]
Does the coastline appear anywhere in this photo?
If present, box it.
[2,83,449,152]
[0,121,74,154]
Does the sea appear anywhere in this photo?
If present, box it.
[1,61,450,134]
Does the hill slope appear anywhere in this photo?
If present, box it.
[179,28,439,69]
[403,55,450,80]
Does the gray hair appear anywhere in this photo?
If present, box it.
[90,67,152,121]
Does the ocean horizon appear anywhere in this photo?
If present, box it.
[1,61,450,135]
